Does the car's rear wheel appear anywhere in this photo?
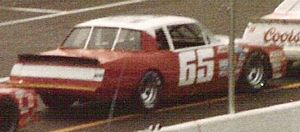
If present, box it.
[0,97,20,132]
[239,52,270,92]
[136,71,163,111]
[40,93,75,109]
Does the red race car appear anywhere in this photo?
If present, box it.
[7,15,287,111]
[0,78,37,132]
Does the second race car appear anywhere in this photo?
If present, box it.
[241,0,300,66]
[6,15,287,111]
[0,78,37,132]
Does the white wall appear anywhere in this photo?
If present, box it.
[148,101,300,132]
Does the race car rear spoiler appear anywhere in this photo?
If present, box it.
[18,54,100,67]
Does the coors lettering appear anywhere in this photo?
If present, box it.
[264,27,300,46]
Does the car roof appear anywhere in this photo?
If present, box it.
[262,0,300,20]
[75,15,198,31]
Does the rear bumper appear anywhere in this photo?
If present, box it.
[9,76,101,92]
[8,77,119,102]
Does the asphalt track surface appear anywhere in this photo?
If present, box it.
[2,0,299,132]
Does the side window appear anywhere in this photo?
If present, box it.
[168,24,205,49]
[115,29,141,51]
[155,29,169,50]
[63,28,91,49]
[88,28,118,49]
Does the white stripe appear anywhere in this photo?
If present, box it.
[0,0,148,27]
[20,107,29,114]
[0,88,13,93]
[0,77,9,83]
[0,6,63,14]
[0,12,68,27]
[11,64,105,82]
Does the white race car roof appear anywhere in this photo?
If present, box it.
[262,0,300,20]
[76,15,198,31]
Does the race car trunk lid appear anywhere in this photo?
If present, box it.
[17,54,100,67]
[9,54,104,92]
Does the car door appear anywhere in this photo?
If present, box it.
[166,23,226,95]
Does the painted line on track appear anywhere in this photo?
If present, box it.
[0,0,148,27]
[156,82,300,113]
[51,114,142,132]
[51,83,300,132]
[51,84,300,132]
[50,97,232,132]
[0,6,63,14]
[51,96,236,132]
[279,82,300,89]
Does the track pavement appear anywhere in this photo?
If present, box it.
[21,78,300,132]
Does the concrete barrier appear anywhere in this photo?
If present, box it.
[140,101,300,132]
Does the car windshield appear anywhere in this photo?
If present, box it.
[62,27,141,51]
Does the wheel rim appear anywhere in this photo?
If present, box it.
[139,74,162,109]
[247,64,264,89]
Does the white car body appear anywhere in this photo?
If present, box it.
[242,0,300,61]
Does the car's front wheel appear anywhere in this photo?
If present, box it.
[136,71,163,111]
[239,52,270,92]
[0,97,20,132]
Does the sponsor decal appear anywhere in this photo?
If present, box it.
[269,50,284,71]
[268,50,284,76]
[235,47,246,60]
[219,59,228,77]
[270,50,284,58]
[218,59,242,78]
[272,63,282,73]
[264,27,300,46]
[217,46,228,54]
[273,73,282,79]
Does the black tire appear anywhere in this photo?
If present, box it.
[136,71,163,111]
[0,97,20,132]
[287,61,294,69]
[239,52,269,92]
[40,94,75,109]
[286,61,298,76]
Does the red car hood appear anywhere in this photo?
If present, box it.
[41,49,130,64]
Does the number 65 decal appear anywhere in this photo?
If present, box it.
[179,48,214,86]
